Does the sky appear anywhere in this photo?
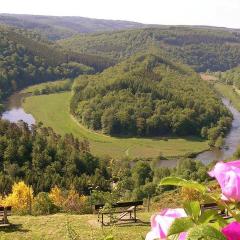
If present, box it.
[0,0,240,28]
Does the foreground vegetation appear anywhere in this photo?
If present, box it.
[23,90,209,158]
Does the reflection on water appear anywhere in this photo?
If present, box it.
[1,92,35,126]
[2,108,35,126]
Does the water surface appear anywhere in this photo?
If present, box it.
[1,92,35,126]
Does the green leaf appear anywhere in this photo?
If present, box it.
[186,225,226,240]
[184,201,201,222]
[159,177,207,193]
[198,209,218,224]
[168,217,194,236]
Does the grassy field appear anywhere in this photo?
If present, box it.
[22,89,209,158]
[214,83,240,111]
[0,212,152,240]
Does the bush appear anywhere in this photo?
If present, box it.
[63,188,91,214]
[32,192,59,215]
[1,181,33,215]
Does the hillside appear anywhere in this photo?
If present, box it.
[0,14,144,40]
[71,53,232,142]
[0,24,117,104]
[59,27,240,72]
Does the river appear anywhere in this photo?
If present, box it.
[1,92,35,126]
[1,93,240,166]
[157,98,240,168]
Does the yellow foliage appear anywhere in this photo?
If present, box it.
[49,186,65,207]
[2,181,33,211]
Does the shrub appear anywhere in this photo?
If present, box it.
[32,192,59,215]
[63,188,91,214]
[49,186,65,208]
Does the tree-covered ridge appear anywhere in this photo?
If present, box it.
[71,53,231,141]
[0,24,115,103]
[0,14,144,40]
[59,27,240,72]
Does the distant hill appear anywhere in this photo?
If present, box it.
[71,52,231,141]
[0,24,95,102]
[0,13,144,40]
[59,27,240,72]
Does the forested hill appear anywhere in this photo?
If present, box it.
[59,27,240,72]
[71,53,232,144]
[0,25,96,104]
[0,14,144,40]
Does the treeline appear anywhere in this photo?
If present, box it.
[71,53,232,144]
[32,79,72,95]
[59,27,240,72]
[0,119,111,195]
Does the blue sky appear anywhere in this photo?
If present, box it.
[1,0,240,28]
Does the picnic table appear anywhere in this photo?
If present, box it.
[0,206,12,226]
[95,201,143,226]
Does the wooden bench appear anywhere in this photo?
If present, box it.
[95,201,143,226]
[0,206,12,226]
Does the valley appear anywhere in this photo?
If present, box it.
[1,10,240,240]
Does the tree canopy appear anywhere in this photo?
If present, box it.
[71,53,231,141]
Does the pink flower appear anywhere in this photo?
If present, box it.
[145,208,187,240]
[222,221,240,240]
[209,160,240,201]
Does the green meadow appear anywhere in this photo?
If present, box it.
[0,212,152,240]
[22,84,209,158]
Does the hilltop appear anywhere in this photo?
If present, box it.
[71,53,231,143]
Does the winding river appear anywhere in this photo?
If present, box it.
[196,98,240,164]
[1,93,240,166]
[1,92,35,126]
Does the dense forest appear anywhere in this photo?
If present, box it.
[0,14,144,40]
[59,27,240,72]
[0,118,212,203]
[0,119,111,195]
[71,53,232,144]
[0,24,116,106]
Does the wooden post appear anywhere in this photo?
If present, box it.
[147,194,150,212]
[134,206,137,222]
[3,208,8,224]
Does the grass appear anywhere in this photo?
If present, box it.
[214,83,240,111]
[0,212,152,240]
[22,90,209,158]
